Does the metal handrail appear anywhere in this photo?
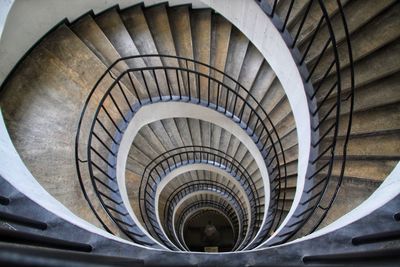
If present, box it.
[139,147,261,225]
[162,181,249,250]
[255,0,355,246]
[175,200,240,251]
[138,146,266,249]
[75,55,288,248]
[163,181,252,231]
[178,208,237,251]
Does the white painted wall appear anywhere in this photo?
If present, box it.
[0,0,13,40]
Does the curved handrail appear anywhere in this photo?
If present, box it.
[255,0,355,246]
[178,208,237,251]
[75,55,288,248]
[175,200,241,251]
[163,181,249,250]
[139,147,260,226]
[139,146,266,249]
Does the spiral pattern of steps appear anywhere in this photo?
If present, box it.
[0,0,399,265]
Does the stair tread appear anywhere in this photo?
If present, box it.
[209,13,232,104]
[0,24,113,227]
[316,38,400,102]
[319,159,398,182]
[322,102,400,137]
[321,131,400,158]
[71,14,122,67]
[309,1,400,81]
[304,0,395,64]
[95,8,141,59]
[319,71,400,122]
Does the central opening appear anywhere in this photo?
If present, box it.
[183,210,235,252]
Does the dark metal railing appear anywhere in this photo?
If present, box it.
[256,0,354,246]
[75,55,288,248]
[138,145,263,248]
[175,200,240,251]
[178,208,237,251]
[162,181,250,250]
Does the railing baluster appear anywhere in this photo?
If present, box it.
[90,146,115,168]
[95,118,119,145]
[306,37,332,82]
[108,92,127,123]
[101,106,122,133]
[291,0,314,48]
[127,72,142,105]
[300,16,324,65]
[140,70,152,103]
[280,0,295,32]
[207,77,211,107]
[310,60,335,99]
[152,69,162,100]
[176,69,182,100]
[197,73,201,104]
[216,83,221,110]
[116,81,133,113]
[164,69,173,100]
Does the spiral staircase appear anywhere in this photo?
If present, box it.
[0,0,399,266]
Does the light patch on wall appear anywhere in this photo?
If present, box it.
[0,0,14,39]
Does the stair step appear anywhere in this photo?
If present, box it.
[315,38,400,103]
[204,13,230,108]
[259,78,285,115]
[321,102,400,138]
[191,9,212,101]
[173,118,193,146]
[120,5,160,66]
[322,159,397,182]
[248,62,276,105]
[96,8,141,59]
[168,5,194,60]
[275,112,296,139]
[0,24,117,227]
[319,71,400,122]
[71,14,122,67]
[304,0,395,65]
[295,0,351,48]
[310,1,400,81]
[276,0,310,31]
[321,131,400,158]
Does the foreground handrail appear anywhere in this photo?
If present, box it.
[75,55,288,248]
[255,0,355,246]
